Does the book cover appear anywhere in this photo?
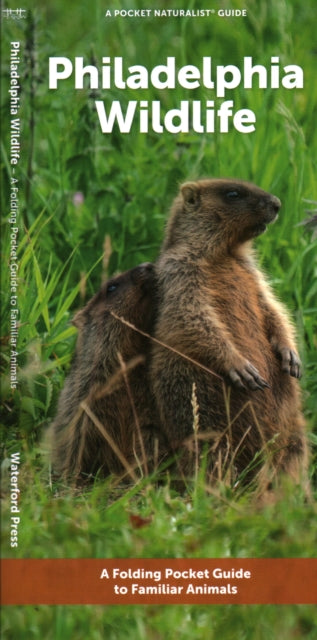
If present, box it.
[1,0,317,637]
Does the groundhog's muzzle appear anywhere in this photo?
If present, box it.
[250,195,281,237]
[261,194,281,222]
[131,262,155,293]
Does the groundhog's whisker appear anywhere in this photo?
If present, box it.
[109,311,223,381]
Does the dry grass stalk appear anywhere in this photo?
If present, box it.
[117,351,149,477]
[109,311,223,382]
[191,382,200,484]
[102,234,112,282]
[81,400,139,483]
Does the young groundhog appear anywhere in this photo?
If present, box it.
[150,178,308,493]
[49,263,158,482]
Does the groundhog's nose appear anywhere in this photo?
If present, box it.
[270,195,281,213]
[261,194,281,220]
[138,262,154,273]
[131,262,154,283]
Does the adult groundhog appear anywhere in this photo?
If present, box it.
[49,263,159,482]
[150,178,308,494]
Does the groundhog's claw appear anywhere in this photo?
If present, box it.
[279,348,302,378]
[228,361,270,391]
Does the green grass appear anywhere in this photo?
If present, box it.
[1,461,317,637]
[2,603,317,640]
[1,0,317,637]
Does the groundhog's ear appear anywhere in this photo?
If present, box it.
[181,182,200,209]
[72,310,85,329]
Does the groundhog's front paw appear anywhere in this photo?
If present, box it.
[228,361,270,391]
[278,347,301,378]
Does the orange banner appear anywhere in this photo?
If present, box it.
[1,558,316,605]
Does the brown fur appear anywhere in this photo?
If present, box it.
[48,263,159,482]
[150,178,309,493]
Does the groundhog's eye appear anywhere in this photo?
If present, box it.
[106,283,118,294]
[225,190,240,199]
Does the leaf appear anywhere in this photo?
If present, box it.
[32,252,51,332]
